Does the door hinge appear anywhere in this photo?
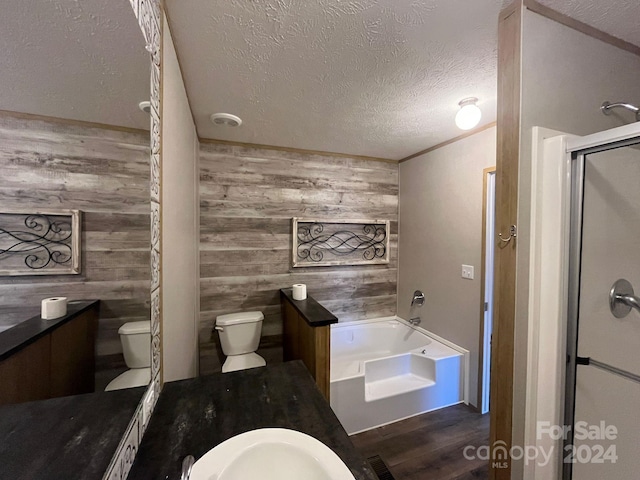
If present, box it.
[484,302,489,312]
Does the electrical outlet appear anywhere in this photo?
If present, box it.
[142,383,155,427]
[462,264,474,280]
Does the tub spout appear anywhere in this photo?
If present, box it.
[409,316,421,325]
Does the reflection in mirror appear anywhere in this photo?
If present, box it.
[0,0,151,404]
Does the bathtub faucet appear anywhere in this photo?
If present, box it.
[409,290,425,325]
[411,290,425,307]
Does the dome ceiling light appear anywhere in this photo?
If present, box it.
[455,97,481,131]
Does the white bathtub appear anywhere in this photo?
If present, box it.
[330,316,467,434]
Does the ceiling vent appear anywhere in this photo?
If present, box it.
[210,113,242,127]
[138,101,151,114]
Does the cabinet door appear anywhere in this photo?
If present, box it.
[0,336,51,406]
[50,311,95,397]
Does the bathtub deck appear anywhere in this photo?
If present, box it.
[331,341,460,383]
[366,373,436,401]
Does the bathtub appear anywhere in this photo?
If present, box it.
[330,317,468,435]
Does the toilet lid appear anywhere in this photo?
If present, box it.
[216,311,264,326]
[118,321,151,335]
[105,368,151,391]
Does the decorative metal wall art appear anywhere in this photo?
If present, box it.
[0,210,81,276]
[292,218,390,267]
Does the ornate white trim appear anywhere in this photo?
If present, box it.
[104,406,141,480]
[104,1,162,478]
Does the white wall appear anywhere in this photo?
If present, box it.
[514,9,640,476]
[161,16,200,381]
[398,126,496,408]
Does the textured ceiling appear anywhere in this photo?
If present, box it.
[0,0,150,129]
[166,0,511,160]
[536,0,640,47]
[3,1,637,156]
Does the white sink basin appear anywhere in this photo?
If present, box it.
[190,428,356,480]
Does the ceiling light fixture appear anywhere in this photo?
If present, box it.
[455,97,481,130]
[210,113,242,127]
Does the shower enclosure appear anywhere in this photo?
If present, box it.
[524,121,640,480]
[563,127,640,480]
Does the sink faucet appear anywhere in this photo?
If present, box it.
[409,290,425,325]
[181,455,195,480]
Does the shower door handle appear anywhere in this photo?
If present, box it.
[609,279,640,318]
[616,293,640,311]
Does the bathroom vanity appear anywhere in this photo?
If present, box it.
[129,361,377,480]
[0,386,144,479]
[0,300,99,406]
[0,352,375,479]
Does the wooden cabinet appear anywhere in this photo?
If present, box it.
[50,310,97,397]
[0,335,51,405]
[280,289,336,400]
[0,305,98,406]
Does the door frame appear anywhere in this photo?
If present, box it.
[523,128,573,480]
[478,167,496,414]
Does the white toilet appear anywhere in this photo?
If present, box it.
[105,321,151,391]
[215,311,266,373]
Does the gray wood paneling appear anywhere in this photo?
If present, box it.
[199,143,398,375]
[0,113,150,378]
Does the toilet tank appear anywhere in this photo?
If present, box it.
[216,311,264,355]
[118,321,151,369]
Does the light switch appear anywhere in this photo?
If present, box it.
[462,264,474,280]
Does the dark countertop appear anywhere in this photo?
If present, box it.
[129,361,376,480]
[0,300,99,361]
[280,288,338,326]
[0,386,145,480]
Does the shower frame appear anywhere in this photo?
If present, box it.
[523,121,640,480]
[563,123,640,480]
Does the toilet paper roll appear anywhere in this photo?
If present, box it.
[292,284,307,301]
[41,297,68,320]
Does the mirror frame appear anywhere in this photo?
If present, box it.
[103,1,163,478]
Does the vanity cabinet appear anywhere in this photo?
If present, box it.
[0,301,99,406]
[0,334,51,404]
[50,310,97,397]
[129,362,377,480]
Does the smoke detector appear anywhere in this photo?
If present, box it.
[138,101,151,114]
[210,113,242,127]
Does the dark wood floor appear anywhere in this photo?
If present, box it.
[350,404,489,480]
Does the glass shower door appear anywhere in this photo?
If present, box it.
[567,142,640,479]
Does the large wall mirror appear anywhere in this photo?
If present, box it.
[0,0,161,473]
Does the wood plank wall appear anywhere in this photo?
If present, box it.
[0,113,150,387]
[199,142,398,375]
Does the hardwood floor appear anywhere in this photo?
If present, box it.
[350,404,489,480]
